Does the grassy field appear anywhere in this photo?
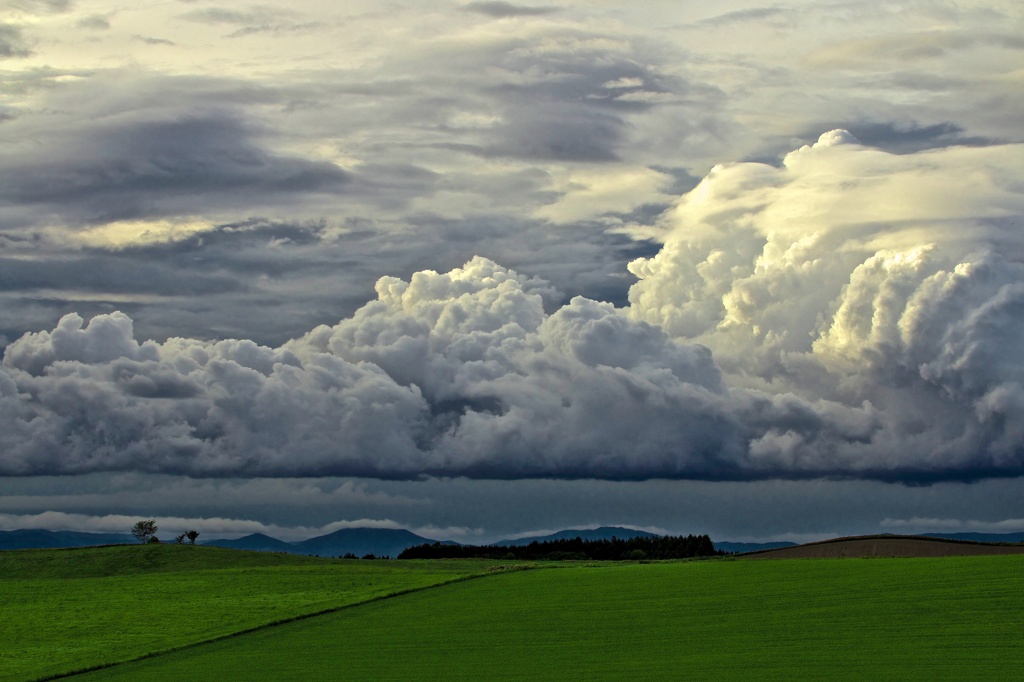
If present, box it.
[72,556,1024,681]
[0,544,498,681]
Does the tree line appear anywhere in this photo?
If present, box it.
[398,534,721,561]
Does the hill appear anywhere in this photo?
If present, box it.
[204,527,435,558]
[202,532,297,553]
[491,526,658,546]
[742,534,1024,559]
[716,540,797,553]
[292,527,433,557]
[0,528,133,550]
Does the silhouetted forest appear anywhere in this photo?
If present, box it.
[398,534,721,560]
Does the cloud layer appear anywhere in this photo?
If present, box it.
[0,2,1023,492]
[3,132,1022,482]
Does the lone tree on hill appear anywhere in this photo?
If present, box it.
[175,534,186,544]
[185,530,200,545]
[131,519,158,544]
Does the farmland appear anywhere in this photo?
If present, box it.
[4,544,1024,680]
[0,545,497,681]
[74,556,1024,680]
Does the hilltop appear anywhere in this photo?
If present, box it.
[741,534,1024,559]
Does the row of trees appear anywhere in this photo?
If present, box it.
[130,520,199,545]
[398,534,721,561]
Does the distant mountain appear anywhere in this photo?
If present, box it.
[923,532,1024,544]
[203,527,436,558]
[0,529,133,551]
[715,541,798,554]
[293,528,433,558]
[4,524,804,558]
[492,526,660,547]
[203,533,295,553]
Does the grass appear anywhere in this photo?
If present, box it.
[0,544,498,681]
[72,556,1024,681]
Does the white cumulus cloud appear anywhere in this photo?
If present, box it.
[2,132,1023,482]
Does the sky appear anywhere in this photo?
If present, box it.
[1,0,1023,543]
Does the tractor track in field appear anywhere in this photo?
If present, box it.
[40,564,541,681]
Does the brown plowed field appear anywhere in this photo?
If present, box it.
[741,534,1024,559]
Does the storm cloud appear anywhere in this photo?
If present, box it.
[3,133,1022,481]
[2,1,1024,540]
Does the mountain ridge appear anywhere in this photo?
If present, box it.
[490,526,659,547]
[7,526,1017,555]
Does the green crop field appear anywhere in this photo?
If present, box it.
[0,545,498,681]
[68,555,1024,681]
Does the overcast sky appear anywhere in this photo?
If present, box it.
[1,0,1023,543]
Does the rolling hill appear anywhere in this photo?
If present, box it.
[715,540,798,553]
[742,534,1024,559]
[201,532,297,553]
[204,527,437,557]
[491,526,659,546]
[0,528,133,550]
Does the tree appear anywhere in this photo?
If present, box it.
[131,519,158,544]
[175,534,186,544]
[185,530,200,545]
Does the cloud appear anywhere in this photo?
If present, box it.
[132,35,175,46]
[179,7,293,25]
[2,133,1023,484]
[177,6,319,37]
[6,0,72,15]
[688,7,791,29]
[807,29,1024,68]
[76,14,110,30]
[804,121,997,155]
[0,87,351,224]
[628,131,1024,480]
[461,2,559,18]
[0,24,31,58]
[0,257,744,479]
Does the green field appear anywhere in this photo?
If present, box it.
[6,548,1024,681]
[0,545,498,681]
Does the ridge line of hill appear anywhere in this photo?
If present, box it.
[38,563,541,682]
[740,533,1024,556]
[737,533,1024,560]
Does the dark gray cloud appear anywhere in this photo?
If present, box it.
[0,111,349,224]
[8,0,73,14]
[0,24,32,58]
[132,35,176,46]
[690,6,790,28]
[470,40,702,163]
[180,7,290,24]
[0,47,701,347]
[76,14,111,30]
[811,121,999,154]
[178,6,320,37]
[461,2,559,18]
[0,256,242,297]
